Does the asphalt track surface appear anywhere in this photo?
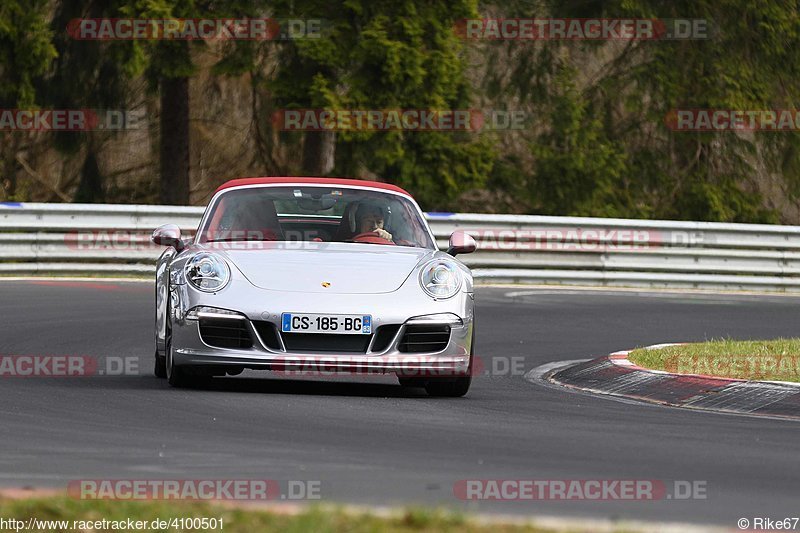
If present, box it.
[1,280,798,528]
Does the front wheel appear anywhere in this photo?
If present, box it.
[154,350,166,378]
[424,320,475,397]
[155,275,169,379]
[424,376,471,397]
[166,333,191,388]
[397,377,426,388]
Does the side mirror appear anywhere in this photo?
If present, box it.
[152,224,184,251]
[447,230,477,256]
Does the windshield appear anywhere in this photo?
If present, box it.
[198,186,435,249]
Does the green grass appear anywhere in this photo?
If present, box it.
[628,338,800,382]
[0,497,562,533]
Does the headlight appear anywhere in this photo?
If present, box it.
[185,253,230,292]
[419,260,462,299]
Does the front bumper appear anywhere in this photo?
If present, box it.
[170,262,474,376]
[172,306,473,377]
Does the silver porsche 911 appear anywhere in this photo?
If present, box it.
[152,177,477,396]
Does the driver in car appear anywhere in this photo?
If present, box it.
[356,202,393,242]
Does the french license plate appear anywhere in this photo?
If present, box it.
[281,313,372,335]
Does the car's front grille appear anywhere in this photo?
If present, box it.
[252,321,283,350]
[198,318,253,349]
[245,322,449,354]
[398,324,451,353]
[281,333,371,353]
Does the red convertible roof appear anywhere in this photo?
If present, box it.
[214,177,411,196]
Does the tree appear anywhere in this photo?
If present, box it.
[0,0,56,200]
[478,0,800,222]
[267,0,495,209]
[40,0,144,203]
[119,0,269,205]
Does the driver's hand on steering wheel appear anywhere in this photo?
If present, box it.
[374,228,393,241]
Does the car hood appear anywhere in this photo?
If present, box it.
[209,243,436,294]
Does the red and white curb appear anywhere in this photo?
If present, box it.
[608,343,800,388]
[544,344,800,420]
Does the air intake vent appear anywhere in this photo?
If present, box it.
[253,321,282,350]
[198,318,253,349]
[281,333,371,353]
[398,324,451,353]
[371,325,401,353]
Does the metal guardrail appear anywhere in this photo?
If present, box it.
[2,202,800,292]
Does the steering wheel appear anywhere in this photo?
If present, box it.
[348,231,396,245]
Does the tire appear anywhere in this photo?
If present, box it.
[397,377,426,388]
[154,276,168,378]
[166,341,191,388]
[424,319,475,398]
[161,283,191,387]
[164,311,193,388]
[424,376,471,397]
[154,350,167,378]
